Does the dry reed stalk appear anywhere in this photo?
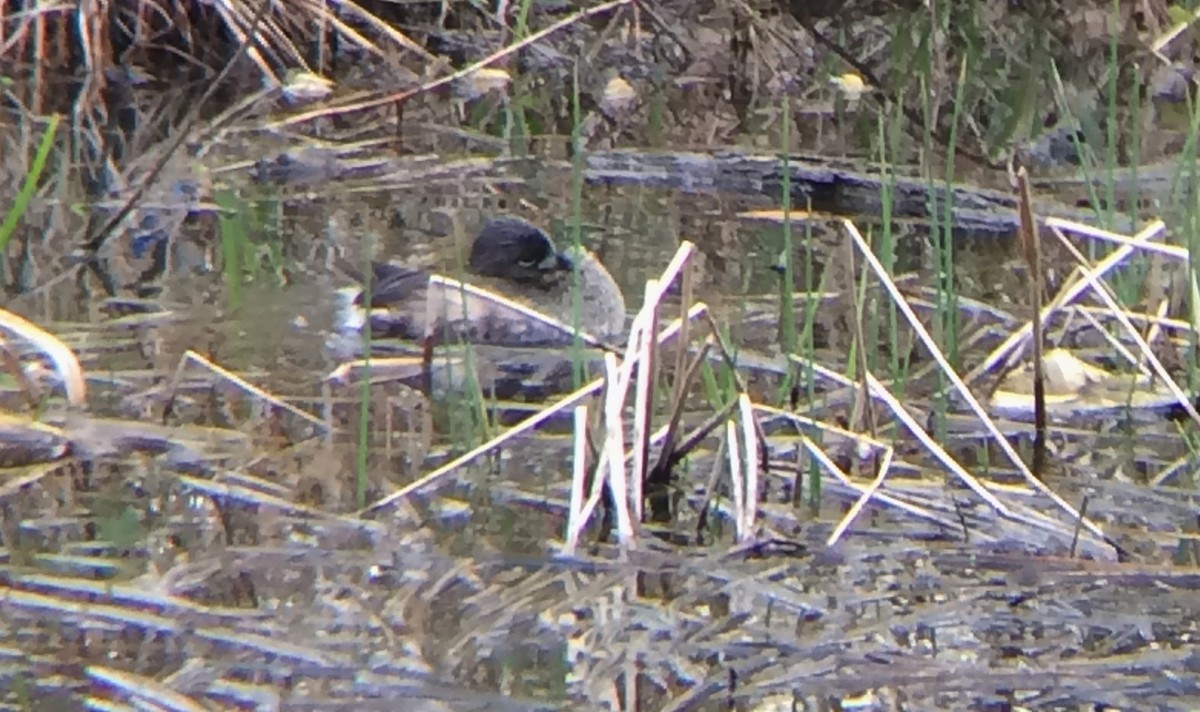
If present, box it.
[369,243,700,523]
[87,664,210,711]
[1048,229,1200,427]
[78,0,277,261]
[274,0,635,130]
[843,229,878,440]
[564,245,704,546]
[425,274,616,350]
[564,404,591,554]
[1044,217,1184,258]
[827,446,895,545]
[208,2,277,79]
[736,392,759,543]
[863,370,1116,553]
[965,219,1167,385]
[759,386,935,528]
[165,350,326,430]
[3,580,337,664]
[755,401,888,453]
[648,340,712,494]
[644,276,705,524]
[700,310,771,456]
[790,428,952,529]
[602,352,636,544]
[326,355,428,385]
[860,369,1009,513]
[175,473,382,530]
[569,275,686,544]
[365,375,601,517]
[0,337,44,411]
[631,280,659,523]
[0,307,87,407]
[726,418,743,537]
[1069,306,1150,374]
[1145,299,1170,356]
[33,5,46,117]
[663,395,738,469]
[842,219,1115,551]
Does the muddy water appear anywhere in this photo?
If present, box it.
[267,180,1023,383]
[6,142,1035,527]
[7,72,1197,710]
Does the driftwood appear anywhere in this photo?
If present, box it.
[582,149,1117,235]
[227,143,1131,235]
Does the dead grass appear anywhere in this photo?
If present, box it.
[5,1,1200,708]
[6,208,1200,707]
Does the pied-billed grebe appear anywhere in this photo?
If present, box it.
[335,216,627,348]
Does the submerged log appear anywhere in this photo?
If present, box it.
[582,149,1112,235]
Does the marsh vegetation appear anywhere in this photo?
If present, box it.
[3,0,1200,709]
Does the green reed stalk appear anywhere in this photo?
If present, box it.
[776,97,797,404]
[1183,95,1200,388]
[451,284,495,447]
[0,113,59,253]
[940,58,967,368]
[503,79,532,157]
[354,238,375,510]
[1100,1,1145,305]
[569,63,586,390]
[799,215,823,510]
[799,219,820,402]
[216,189,248,308]
[1103,0,1119,231]
[429,222,493,449]
[1124,56,1143,234]
[502,0,536,156]
[216,190,284,303]
[1114,63,1147,307]
[699,358,721,409]
[921,54,965,438]
[1167,85,1200,220]
[700,323,738,411]
[877,103,905,390]
[850,240,872,379]
[437,340,493,452]
[513,0,534,38]
[975,438,990,480]
[648,77,665,146]
[1047,62,1102,238]
[463,347,493,444]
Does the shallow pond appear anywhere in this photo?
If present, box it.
[4,10,1200,709]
